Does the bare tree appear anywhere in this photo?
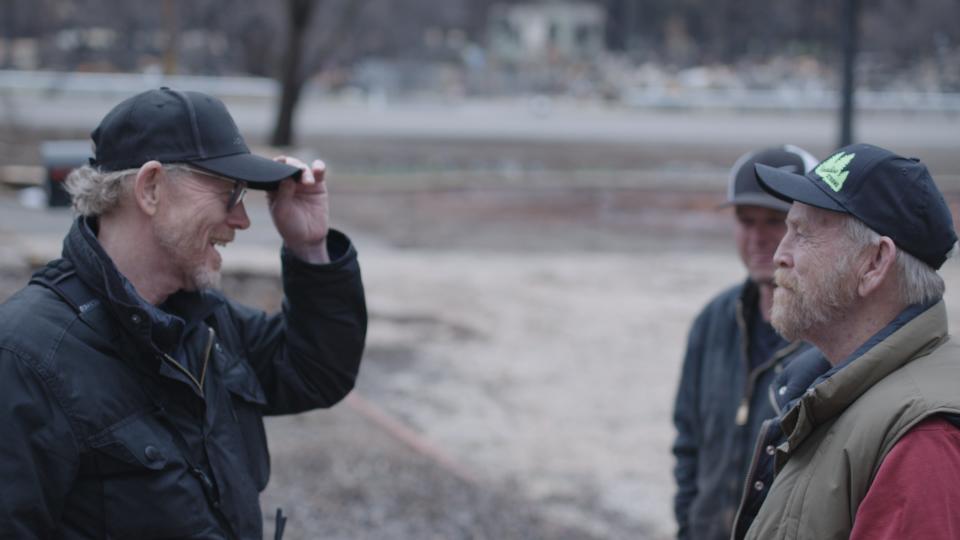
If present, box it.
[271,0,367,147]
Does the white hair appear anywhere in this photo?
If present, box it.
[842,216,948,305]
[64,163,193,217]
[64,165,136,217]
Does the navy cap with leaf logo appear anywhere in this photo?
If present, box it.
[754,143,957,269]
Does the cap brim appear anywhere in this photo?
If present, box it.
[189,152,301,190]
[718,193,791,212]
[754,163,846,212]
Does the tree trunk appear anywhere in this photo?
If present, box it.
[271,0,367,148]
[271,0,314,147]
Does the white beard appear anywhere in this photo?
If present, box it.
[771,255,859,341]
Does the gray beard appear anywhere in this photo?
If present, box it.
[771,268,857,342]
[190,266,222,291]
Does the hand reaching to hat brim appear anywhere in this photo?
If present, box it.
[267,156,330,264]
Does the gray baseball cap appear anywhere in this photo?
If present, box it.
[722,145,818,212]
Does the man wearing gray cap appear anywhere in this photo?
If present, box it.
[0,88,367,538]
[734,143,960,539]
[672,145,819,540]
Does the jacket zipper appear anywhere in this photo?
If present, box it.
[160,327,215,396]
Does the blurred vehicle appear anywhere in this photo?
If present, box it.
[41,140,91,208]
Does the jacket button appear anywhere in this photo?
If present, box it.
[778,385,788,396]
[131,313,142,324]
[766,445,776,456]
[144,445,162,461]
[754,480,765,491]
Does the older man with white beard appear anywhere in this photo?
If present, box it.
[731,143,960,540]
[0,88,367,539]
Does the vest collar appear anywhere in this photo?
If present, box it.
[779,300,948,452]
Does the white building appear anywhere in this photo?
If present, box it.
[488,2,606,63]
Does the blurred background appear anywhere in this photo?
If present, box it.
[2,1,960,539]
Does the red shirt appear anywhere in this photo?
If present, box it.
[850,416,960,540]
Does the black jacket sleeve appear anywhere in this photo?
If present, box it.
[225,229,367,415]
[0,348,80,538]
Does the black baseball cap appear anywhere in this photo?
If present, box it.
[755,143,957,269]
[89,87,300,190]
[722,145,819,212]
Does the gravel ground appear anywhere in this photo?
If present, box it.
[259,403,609,540]
[217,272,619,540]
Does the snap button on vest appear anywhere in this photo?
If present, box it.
[144,445,162,462]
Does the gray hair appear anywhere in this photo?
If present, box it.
[65,163,193,217]
[842,216,950,305]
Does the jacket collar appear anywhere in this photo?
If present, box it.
[62,216,223,357]
[771,348,830,412]
[779,300,948,450]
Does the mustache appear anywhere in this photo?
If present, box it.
[209,232,236,244]
[773,269,796,291]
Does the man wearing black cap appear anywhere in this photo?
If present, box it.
[0,88,367,538]
[671,145,820,540]
[733,144,960,539]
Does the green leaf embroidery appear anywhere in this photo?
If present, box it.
[815,151,856,192]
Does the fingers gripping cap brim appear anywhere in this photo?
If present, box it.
[189,153,301,190]
[754,163,846,212]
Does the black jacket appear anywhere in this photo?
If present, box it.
[672,280,809,540]
[0,218,367,539]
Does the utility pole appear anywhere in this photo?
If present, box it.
[838,0,860,147]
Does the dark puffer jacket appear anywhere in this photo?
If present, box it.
[672,280,810,540]
[0,218,367,539]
